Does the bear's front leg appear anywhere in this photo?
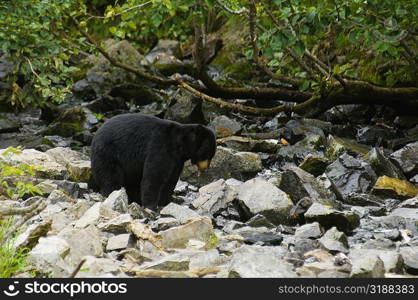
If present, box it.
[140,157,178,210]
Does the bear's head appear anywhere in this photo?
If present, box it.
[181,124,216,170]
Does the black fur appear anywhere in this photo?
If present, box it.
[90,113,216,210]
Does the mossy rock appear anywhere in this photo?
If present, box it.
[372,176,418,199]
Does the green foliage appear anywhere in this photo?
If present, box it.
[0,218,28,278]
[253,0,417,88]
[0,0,86,107]
[0,147,43,200]
[0,0,416,108]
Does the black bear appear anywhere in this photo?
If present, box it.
[91,113,216,210]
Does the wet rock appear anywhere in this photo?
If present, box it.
[295,222,323,239]
[103,188,129,213]
[0,117,20,133]
[164,90,202,123]
[349,252,385,278]
[366,148,405,180]
[159,217,215,249]
[356,126,397,146]
[399,196,418,208]
[236,177,293,225]
[181,146,262,186]
[345,193,384,206]
[0,148,67,179]
[298,154,329,177]
[85,95,128,113]
[58,225,103,266]
[372,176,418,199]
[160,202,200,223]
[245,214,275,228]
[106,234,135,251]
[326,135,370,160]
[400,246,418,275]
[228,245,295,278]
[279,166,339,208]
[326,153,377,197]
[319,227,349,253]
[192,179,238,217]
[209,115,242,138]
[28,236,71,277]
[109,83,162,106]
[304,203,360,232]
[390,141,418,176]
[231,226,283,246]
[276,134,324,164]
[217,136,278,153]
[97,214,133,233]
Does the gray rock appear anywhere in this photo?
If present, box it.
[237,177,293,225]
[231,226,283,246]
[326,153,377,197]
[279,166,339,208]
[103,188,129,213]
[0,148,67,179]
[228,245,296,278]
[209,115,242,137]
[295,222,323,239]
[75,202,119,228]
[217,136,278,153]
[0,117,20,133]
[159,217,215,249]
[298,153,329,177]
[164,90,201,123]
[390,141,418,176]
[75,256,123,278]
[400,246,418,275]
[47,190,70,204]
[319,227,349,253]
[304,203,360,232]
[160,202,200,223]
[106,234,135,251]
[181,146,262,186]
[326,135,370,159]
[98,214,133,233]
[28,236,71,277]
[349,248,404,274]
[145,40,182,64]
[192,179,238,216]
[245,214,275,228]
[349,252,385,278]
[277,134,324,164]
[13,220,52,250]
[59,225,104,266]
[152,217,180,231]
[399,196,418,208]
[366,148,405,180]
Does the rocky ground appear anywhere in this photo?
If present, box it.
[0,40,418,278]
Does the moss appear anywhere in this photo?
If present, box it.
[205,233,219,250]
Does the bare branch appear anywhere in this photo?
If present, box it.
[214,0,248,15]
[86,1,152,21]
[248,0,301,87]
[0,198,43,217]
